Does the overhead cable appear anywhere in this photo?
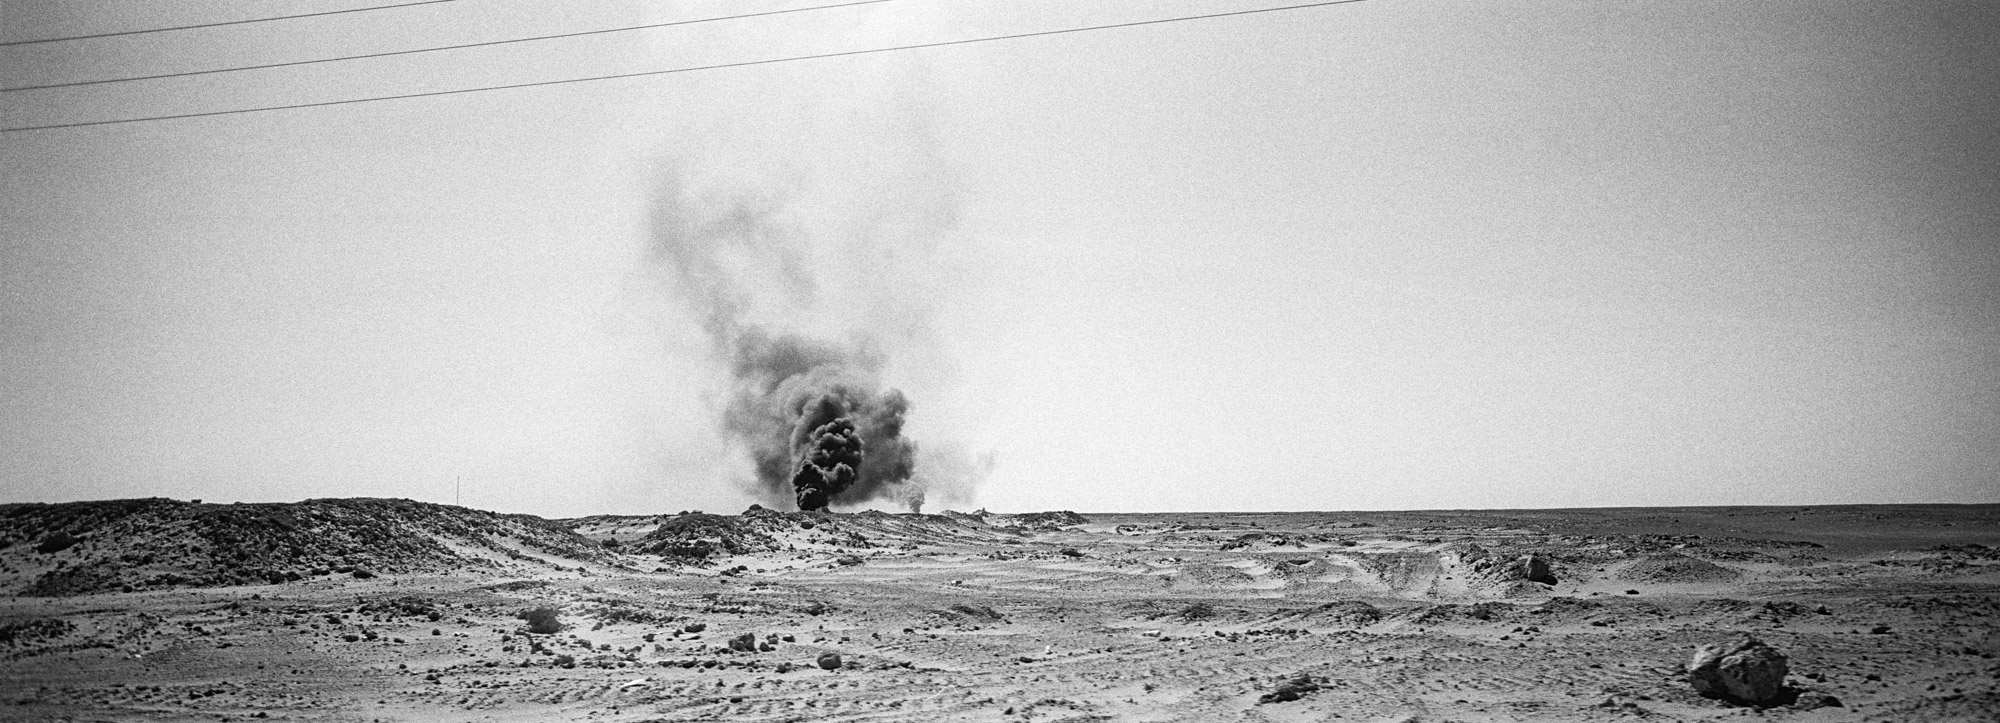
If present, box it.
[5,0,895,92]
[3,0,1369,133]
[1,0,457,47]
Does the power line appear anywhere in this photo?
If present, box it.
[0,0,458,47]
[3,0,1370,133]
[5,0,895,92]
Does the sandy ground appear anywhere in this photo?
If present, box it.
[4,504,1998,722]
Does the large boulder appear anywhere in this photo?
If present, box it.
[1687,635,1788,704]
[1519,554,1557,584]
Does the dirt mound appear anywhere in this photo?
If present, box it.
[0,618,74,648]
[1406,601,1517,625]
[0,498,615,595]
[996,511,1089,531]
[1354,550,1445,591]
[927,603,1009,625]
[1269,556,1332,579]
[828,510,1031,547]
[635,513,785,559]
[1618,553,1742,583]
[1171,564,1258,589]
[1299,600,1385,626]
[1528,596,1605,622]
[633,509,1024,561]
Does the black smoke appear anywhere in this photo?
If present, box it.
[650,175,928,511]
[723,331,917,511]
[791,415,858,511]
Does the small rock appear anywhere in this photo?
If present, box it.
[728,633,756,653]
[1257,674,1320,704]
[816,653,843,670]
[1791,691,1842,710]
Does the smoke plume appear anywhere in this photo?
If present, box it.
[648,156,956,511]
[899,442,995,514]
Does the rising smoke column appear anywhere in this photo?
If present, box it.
[645,59,986,511]
[650,177,925,511]
[720,329,917,510]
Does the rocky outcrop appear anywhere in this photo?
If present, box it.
[634,513,783,559]
[1458,544,1559,586]
[1,498,616,595]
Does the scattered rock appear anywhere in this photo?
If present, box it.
[1687,635,1788,704]
[1257,674,1320,704]
[1618,553,1740,583]
[943,604,1006,623]
[816,653,843,670]
[728,633,756,652]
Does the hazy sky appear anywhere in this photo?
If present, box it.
[4,0,1996,517]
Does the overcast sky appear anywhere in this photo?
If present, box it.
[4,0,1996,517]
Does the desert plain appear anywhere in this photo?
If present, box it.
[1,499,1997,722]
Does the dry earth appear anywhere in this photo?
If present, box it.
[2,500,1997,722]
